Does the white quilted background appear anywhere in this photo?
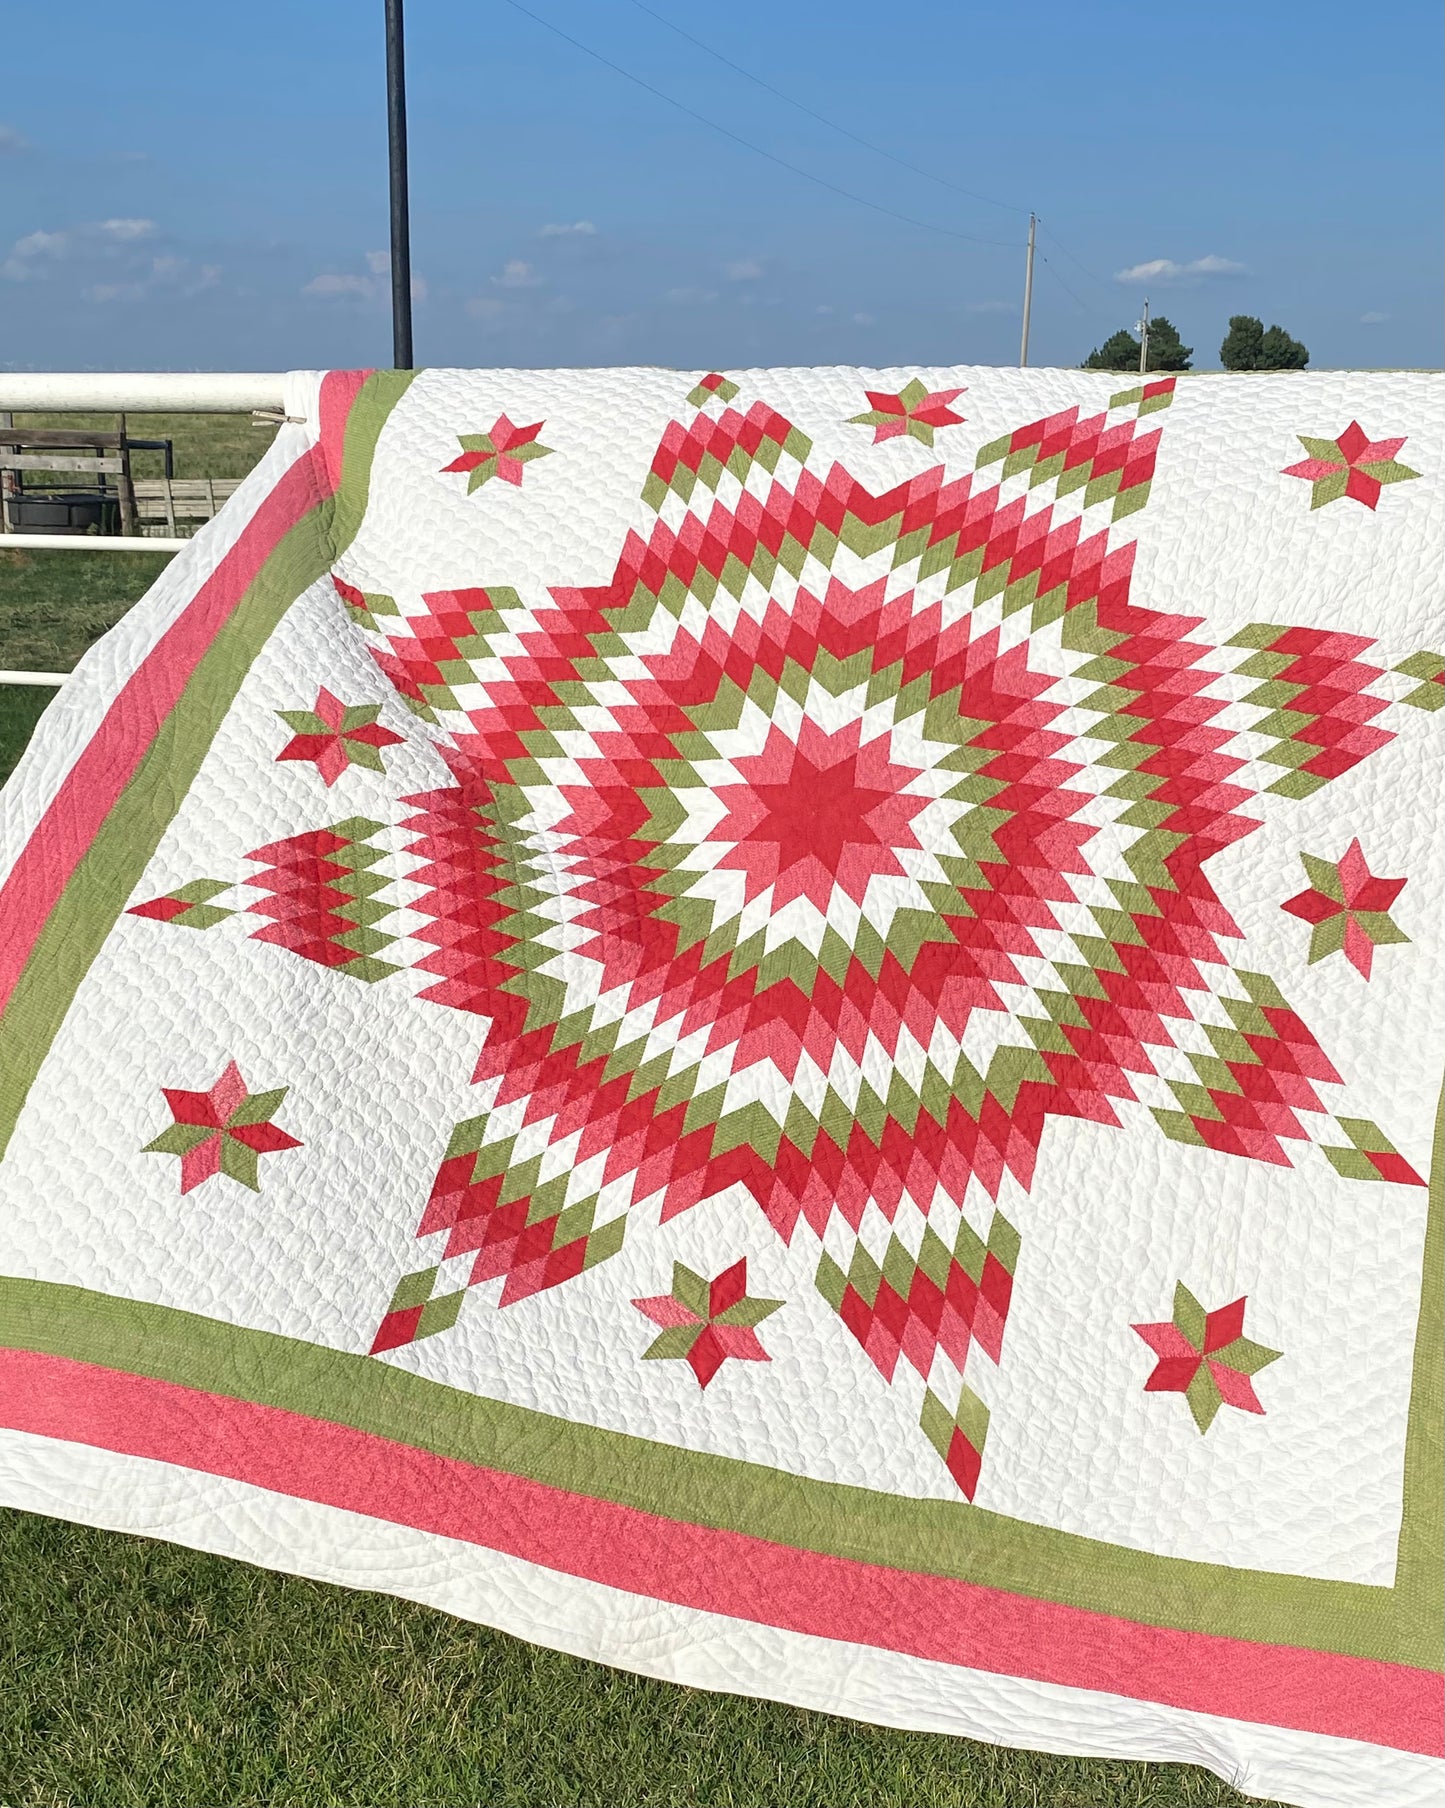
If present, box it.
[1,366,1440,1575]
[0,367,1441,1808]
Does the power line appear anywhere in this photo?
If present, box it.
[1036,221,1117,296]
[1037,252,1106,321]
[499,0,1019,249]
[624,0,1030,219]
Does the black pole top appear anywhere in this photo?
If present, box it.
[385,0,413,370]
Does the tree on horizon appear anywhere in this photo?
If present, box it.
[1082,317,1193,372]
[1220,315,1309,370]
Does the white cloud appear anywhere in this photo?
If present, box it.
[18,229,69,256]
[87,256,221,304]
[465,295,506,322]
[852,312,876,326]
[99,217,157,241]
[302,259,426,304]
[303,272,372,298]
[1114,254,1246,286]
[2,217,162,282]
[1360,311,1389,325]
[815,304,834,316]
[0,124,28,153]
[539,220,596,237]
[0,214,216,299]
[493,258,541,289]
[725,259,763,281]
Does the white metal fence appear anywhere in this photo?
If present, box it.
[0,374,286,690]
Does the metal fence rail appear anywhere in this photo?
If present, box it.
[1,375,288,689]
[0,374,286,412]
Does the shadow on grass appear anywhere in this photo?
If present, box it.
[0,685,53,782]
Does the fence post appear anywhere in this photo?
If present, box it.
[0,411,11,535]
[115,412,136,537]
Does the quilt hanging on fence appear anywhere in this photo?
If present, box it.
[0,366,1440,1808]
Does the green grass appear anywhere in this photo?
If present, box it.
[0,1512,1273,1808]
[0,410,1276,1807]
[0,684,54,778]
[1,547,172,672]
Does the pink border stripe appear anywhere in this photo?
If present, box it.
[4,1348,1438,1757]
[0,369,369,1017]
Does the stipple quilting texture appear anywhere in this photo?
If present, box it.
[0,366,1440,1808]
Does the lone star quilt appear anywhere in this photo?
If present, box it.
[0,367,1440,1808]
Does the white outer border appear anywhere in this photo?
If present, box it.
[0,1428,1437,1808]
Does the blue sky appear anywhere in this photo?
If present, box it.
[2,0,1440,373]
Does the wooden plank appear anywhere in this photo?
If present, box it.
[0,454,124,473]
[130,482,241,519]
[130,479,242,498]
[0,429,124,449]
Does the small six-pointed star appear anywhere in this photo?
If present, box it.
[848,378,966,447]
[632,1259,784,1388]
[1281,838,1408,979]
[1133,1285,1281,1433]
[443,414,553,491]
[1282,421,1420,510]
[143,1060,301,1193]
[275,688,403,787]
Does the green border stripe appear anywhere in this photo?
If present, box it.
[1395,1078,1445,1665]
[0,372,413,1158]
[0,1271,1426,1668]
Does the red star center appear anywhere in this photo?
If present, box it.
[709,719,930,913]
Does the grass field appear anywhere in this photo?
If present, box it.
[0,415,1275,1808]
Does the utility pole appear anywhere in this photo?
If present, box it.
[1019,213,1036,367]
[385,0,414,370]
[1137,295,1150,376]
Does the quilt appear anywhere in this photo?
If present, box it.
[0,365,1440,1808]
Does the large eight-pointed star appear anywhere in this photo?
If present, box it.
[133,377,1429,1496]
[709,717,932,914]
